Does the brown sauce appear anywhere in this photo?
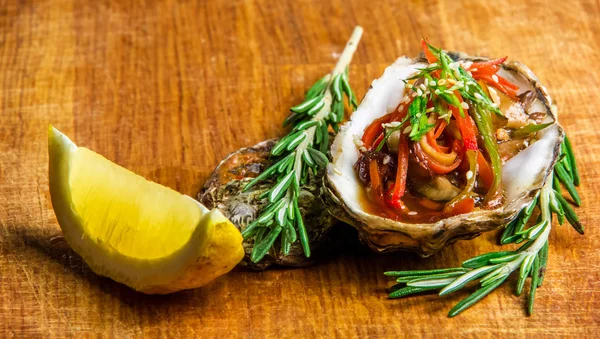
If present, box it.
[357,186,446,224]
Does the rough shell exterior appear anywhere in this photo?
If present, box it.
[199,139,338,270]
[326,52,563,257]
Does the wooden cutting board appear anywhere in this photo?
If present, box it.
[1,0,599,337]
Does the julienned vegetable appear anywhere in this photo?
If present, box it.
[354,40,526,221]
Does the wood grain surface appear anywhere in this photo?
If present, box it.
[1,0,599,337]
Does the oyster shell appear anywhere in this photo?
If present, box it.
[199,139,339,270]
[326,53,563,256]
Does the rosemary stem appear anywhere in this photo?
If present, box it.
[290,26,363,192]
[332,26,364,76]
[504,174,554,273]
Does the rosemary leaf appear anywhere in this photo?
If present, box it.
[552,174,562,195]
[305,76,329,99]
[549,190,564,219]
[555,193,584,234]
[268,171,296,203]
[293,120,320,132]
[291,96,323,113]
[307,147,329,168]
[281,234,291,256]
[462,251,515,269]
[258,190,270,200]
[488,253,521,264]
[271,132,297,156]
[293,200,310,257]
[555,162,581,206]
[277,154,294,173]
[341,72,358,109]
[398,271,466,283]
[448,276,507,317]
[520,254,536,280]
[481,272,509,288]
[564,135,580,186]
[516,270,528,296]
[389,285,441,299]
[439,265,499,296]
[275,204,288,227]
[334,98,345,123]
[301,149,316,168]
[320,124,329,154]
[250,226,283,263]
[526,220,549,241]
[407,277,457,288]
[241,218,261,239]
[307,100,326,116]
[244,163,279,192]
[283,112,305,127]
[528,255,541,315]
[538,241,549,287]
[332,74,343,101]
[385,267,468,277]
[560,142,572,173]
[500,216,520,244]
[285,222,297,245]
[286,132,308,151]
[513,196,538,235]
[287,198,295,220]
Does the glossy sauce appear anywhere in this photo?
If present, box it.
[357,186,446,224]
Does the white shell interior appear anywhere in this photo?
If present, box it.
[327,56,559,226]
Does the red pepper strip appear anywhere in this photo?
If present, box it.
[477,152,494,188]
[362,114,392,147]
[471,66,499,77]
[470,57,507,72]
[362,99,413,149]
[369,160,383,199]
[421,39,437,63]
[477,75,518,99]
[496,75,519,90]
[426,129,450,153]
[423,132,454,162]
[446,197,475,216]
[426,155,462,174]
[420,39,442,78]
[473,73,519,98]
[449,92,478,151]
[389,136,409,208]
[433,120,447,139]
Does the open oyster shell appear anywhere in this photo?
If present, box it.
[199,139,338,270]
[326,53,563,256]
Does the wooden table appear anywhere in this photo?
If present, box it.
[1,0,599,337]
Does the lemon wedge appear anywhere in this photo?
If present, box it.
[48,126,244,294]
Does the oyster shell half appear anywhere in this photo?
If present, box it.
[327,53,563,256]
[199,139,338,270]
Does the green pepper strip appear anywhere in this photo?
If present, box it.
[472,105,502,203]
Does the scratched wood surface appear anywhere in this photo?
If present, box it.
[1,0,599,337]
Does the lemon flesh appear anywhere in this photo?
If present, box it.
[48,126,244,294]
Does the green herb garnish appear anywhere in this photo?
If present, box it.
[242,26,363,263]
[384,136,583,317]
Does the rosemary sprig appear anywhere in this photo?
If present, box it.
[384,136,584,317]
[241,26,364,263]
